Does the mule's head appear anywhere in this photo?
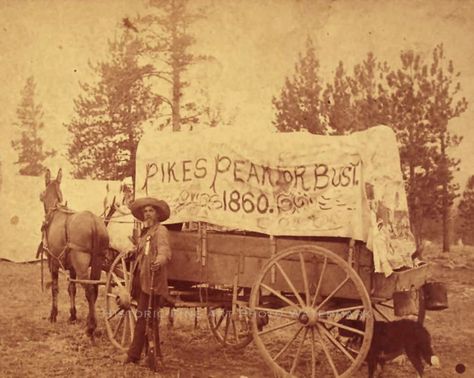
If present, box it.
[103,181,134,220]
[40,169,64,214]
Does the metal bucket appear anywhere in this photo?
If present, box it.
[423,282,448,311]
[393,290,419,316]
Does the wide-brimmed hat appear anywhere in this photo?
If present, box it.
[129,197,170,222]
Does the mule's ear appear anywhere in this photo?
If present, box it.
[56,168,62,184]
[45,169,51,187]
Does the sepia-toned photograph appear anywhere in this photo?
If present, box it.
[0,0,473,377]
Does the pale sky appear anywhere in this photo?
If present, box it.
[1,0,473,186]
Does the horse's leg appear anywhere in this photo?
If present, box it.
[86,254,104,341]
[68,267,77,323]
[49,259,59,323]
[70,250,95,338]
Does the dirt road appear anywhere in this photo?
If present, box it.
[0,244,473,377]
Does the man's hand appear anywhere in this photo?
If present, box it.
[151,261,161,272]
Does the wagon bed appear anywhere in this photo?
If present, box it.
[167,228,428,300]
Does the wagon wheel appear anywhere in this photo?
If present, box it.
[249,245,374,378]
[104,251,137,351]
[372,288,426,324]
[207,300,253,349]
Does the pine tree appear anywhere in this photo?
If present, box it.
[137,0,205,131]
[348,53,391,130]
[386,46,467,250]
[272,37,327,134]
[65,31,160,183]
[322,62,355,134]
[322,54,390,135]
[11,76,56,176]
[425,44,467,252]
[386,50,437,248]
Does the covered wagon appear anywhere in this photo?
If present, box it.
[105,125,439,377]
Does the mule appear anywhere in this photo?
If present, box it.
[40,168,109,339]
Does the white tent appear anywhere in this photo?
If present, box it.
[0,172,124,262]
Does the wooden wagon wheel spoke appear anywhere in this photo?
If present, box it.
[378,302,394,309]
[318,324,356,363]
[223,312,231,345]
[319,305,366,317]
[373,304,392,321]
[274,261,306,308]
[120,259,129,289]
[315,277,350,311]
[299,253,310,306]
[111,271,125,288]
[113,313,125,338]
[131,306,138,322]
[232,320,240,342]
[311,257,327,307]
[310,328,317,378]
[289,327,308,375]
[128,311,135,340]
[107,308,122,321]
[254,306,298,320]
[315,325,339,377]
[260,283,299,309]
[121,314,128,346]
[318,319,365,336]
[213,310,226,330]
[258,320,297,336]
[214,310,226,330]
[273,326,303,362]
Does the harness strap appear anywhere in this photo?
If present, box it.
[40,207,71,272]
[40,239,68,272]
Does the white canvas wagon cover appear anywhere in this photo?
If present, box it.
[135,125,416,275]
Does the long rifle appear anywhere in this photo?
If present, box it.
[146,271,158,371]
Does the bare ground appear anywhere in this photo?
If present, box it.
[1,244,473,378]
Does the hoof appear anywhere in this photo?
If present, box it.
[49,308,58,323]
[122,355,139,365]
[68,308,77,323]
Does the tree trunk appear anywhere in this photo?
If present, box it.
[442,182,450,252]
[441,134,450,252]
[172,66,181,131]
[171,6,181,132]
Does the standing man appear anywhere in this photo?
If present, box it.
[124,197,171,367]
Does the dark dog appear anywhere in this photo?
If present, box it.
[339,319,440,377]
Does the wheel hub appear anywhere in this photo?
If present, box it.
[114,287,131,310]
[298,307,319,326]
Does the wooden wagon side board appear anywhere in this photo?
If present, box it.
[166,230,377,300]
[166,228,428,306]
